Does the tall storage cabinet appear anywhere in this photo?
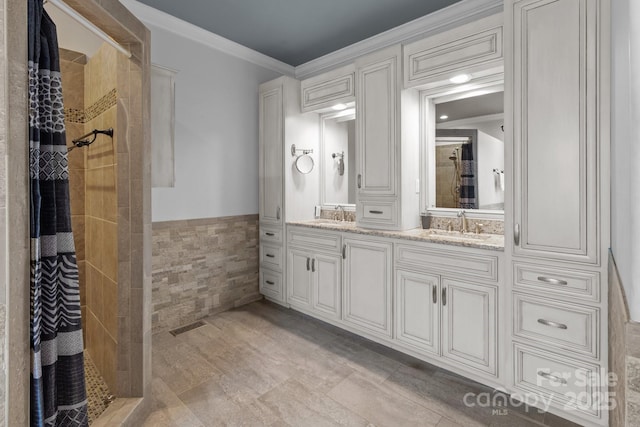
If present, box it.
[259,76,319,305]
[505,1,609,425]
[355,45,420,230]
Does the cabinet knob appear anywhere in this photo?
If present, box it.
[514,223,520,245]
[357,174,362,189]
[306,257,310,271]
[342,244,346,259]
[311,258,315,272]
[442,288,447,306]
[276,206,281,220]
[432,286,437,304]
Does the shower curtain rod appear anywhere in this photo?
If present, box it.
[44,0,132,58]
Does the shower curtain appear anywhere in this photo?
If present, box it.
[29,0,89,425]
[459,143,478,209]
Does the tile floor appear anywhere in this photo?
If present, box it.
[85,352,115,424]
[144,300,580,427]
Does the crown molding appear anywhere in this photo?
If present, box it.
[119,0,296,76]
[294,0,503,79]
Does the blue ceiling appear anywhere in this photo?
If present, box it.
[136,0,462,66]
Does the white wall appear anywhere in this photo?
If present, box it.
[323,119,350,205]
[144,23,281,222]
[611,0,640,321]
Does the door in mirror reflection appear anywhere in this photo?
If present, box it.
[434,91,504,210]
[321,110,356,206]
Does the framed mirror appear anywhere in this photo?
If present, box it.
[320,109,356,207]
[421,82,505,216]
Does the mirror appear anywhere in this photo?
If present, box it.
[295,154,314,174]
[320,109,356,206]
[424,87,504,212]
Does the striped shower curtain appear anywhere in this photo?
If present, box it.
[29,0,89,425]
[459,143,478,209]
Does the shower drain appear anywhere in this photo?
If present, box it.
[169,320,205,336]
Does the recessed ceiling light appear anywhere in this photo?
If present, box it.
[331,103,347,111]
[449,74,471,84]
[439,115,449,120]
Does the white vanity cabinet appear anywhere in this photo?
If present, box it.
[342,236,393,339]
[394,243,500,379]
[505,1,609,425]
[354,45,420,231]
[259,80,284,227]
[286,227,342,322]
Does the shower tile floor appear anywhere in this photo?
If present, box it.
[84,352,115,424]
[144,300,581,427]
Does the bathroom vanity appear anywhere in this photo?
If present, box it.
[258,1,610,426]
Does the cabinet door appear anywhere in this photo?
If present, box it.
[355,46,399,197]
[510,0,599,263]
[287,248,312,308]
[312,253,341,320]
[259,84,283,225]
[343,238,393,338]
[441,278,497,375]
[395,269,440,355]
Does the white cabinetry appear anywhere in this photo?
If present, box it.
[506,1,609,425]
[300,64,355,112]
[287,227,342,322]
[404,14,503,89]
[259,77,319,305]
[395,244,500,380]
[342,237,393,338]
[355,45,420,230]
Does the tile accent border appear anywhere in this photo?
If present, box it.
[152,214,262,333]
[65,88,117,124]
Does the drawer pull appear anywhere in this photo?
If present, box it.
[265,232,275,236]
[311,258,315,272]
[432,286,437,304]
[265,280,275,285]
[342,244,346,259]
[537,319,568,330]
[276,206,281,220]
[369,210,384,214]
[266,254,275,258]
[357,174,362,189]
[537,276,568,286]
[306,257,310,271]
[537,371,567,385]
[442,288,447,306]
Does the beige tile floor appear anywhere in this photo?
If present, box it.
[145,300,580,427]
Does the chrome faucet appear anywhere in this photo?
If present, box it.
[457,210,468,233]
[335,205,346,222]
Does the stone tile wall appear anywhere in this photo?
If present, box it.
[609,252,640,426]
[151,215,262,333]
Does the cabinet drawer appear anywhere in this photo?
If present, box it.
[357,200,398,227]
[301,64,355,112]
[260,244,282,270]
[260,269,283,300]
[396,244,498,282]
[513,262,599,302]
[514,294,599,358]
[260,227,283,243]
[513,343,601,417]
[288,227,341,252]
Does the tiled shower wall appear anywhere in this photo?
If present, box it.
[151,215,262,333]
[84,43,119,394]
[61,44,119,394]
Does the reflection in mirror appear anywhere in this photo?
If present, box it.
[321,110,356,206]
[433,90,504,211]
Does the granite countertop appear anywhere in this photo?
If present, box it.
[287,219,505,251]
